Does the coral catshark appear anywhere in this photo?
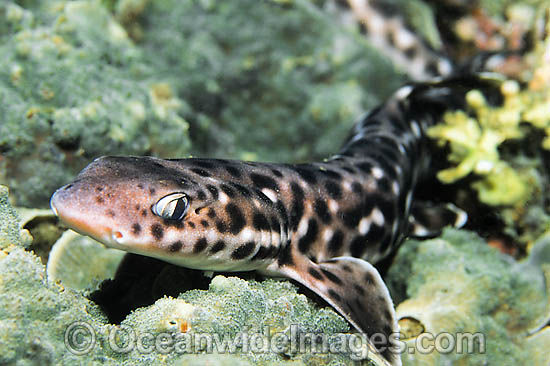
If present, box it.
[49,73,500,365]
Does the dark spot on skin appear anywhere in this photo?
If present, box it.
[220,184,236,198]
[297,218,318,254]
[289,182,304,231]
[404,45,418,59]
[271,169,283,177]
[354,284,365,296]
[207,208,216,219]
[350,235,366,257]
[137,183,144,189]
[327,230,344,255]
[277,241,294,266]
[152,161,165,169]
[252,212,271,231]
[294,166,317,184]
[162,217,185,229]
[131,223,141,235]
[196,190,207,200]
[250,173,279,191]
[225,203,246,234]
[216,220,228,233]
[356,162,373,174]
[135,204,140,210]
[206,185,219,200]
[328,289,341,301]
[321,269,342,285]
[187,222,196,229]
[210,240,225,253]
[269,215,280,232]
[200,220,209,228]
[342,265,352,272]
[191,168,211,177]
[366,224,386,243]
[325,181,342,199]
[314,198,331,224]
[386,29,396,46]
[106,210,115,217]
[169,241,183,252]
[426,61,440,76]
[149,188,156,195]
[251,246,270,261]
[341,206,363,228]
[151,224,164,240]
[193,238,208,253]
[308,267,324,281]
[225,166,241,178]
[96,196,104,203]
[323,169,341,180]
[231,183,252,197]
[377,177,391,193]
[96,187,103,192]
[351,182,363,195]
[141,209,148,217]
[231,241,256,260]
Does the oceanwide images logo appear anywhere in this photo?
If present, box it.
[64,321,486,359]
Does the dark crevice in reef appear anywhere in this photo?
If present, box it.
[89,254,210,324]
[88,253,262,324]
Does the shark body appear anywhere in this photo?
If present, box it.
[50,74,499,365]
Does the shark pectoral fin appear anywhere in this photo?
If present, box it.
[408,201,467,238]
[270,255,401,366]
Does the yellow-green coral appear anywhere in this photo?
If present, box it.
[427,7,550,207]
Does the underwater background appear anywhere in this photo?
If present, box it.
[1,0,549,365]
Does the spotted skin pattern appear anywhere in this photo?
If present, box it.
[50,75,494,366]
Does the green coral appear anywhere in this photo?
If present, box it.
[386,228,550,366]
[119,276,362,365]
[427,81,544,208]
[0,248,111,365]
[0,185,32,250]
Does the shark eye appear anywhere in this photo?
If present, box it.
[152,193,189,220]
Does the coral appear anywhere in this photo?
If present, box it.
[386,228,550,366]
[46,230,125,291]
[119,276,362,365]
[0,185,32,250]
[0,246,111,365]
[424,7,550,248]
